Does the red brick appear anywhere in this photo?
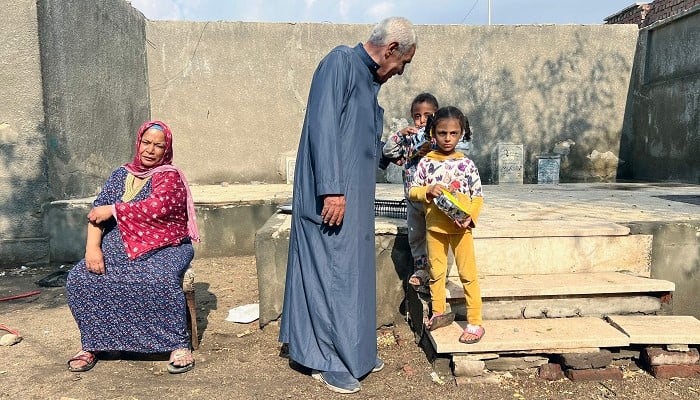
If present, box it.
[565,367,623,381]
[643,348,699,366]
[650,364,700,379]
[538,363,565,381]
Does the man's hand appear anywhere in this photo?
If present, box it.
[321,195,346,226]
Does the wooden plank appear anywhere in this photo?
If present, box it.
[445,272,674,299]
[428,317,629,354]
[606,315,700,345]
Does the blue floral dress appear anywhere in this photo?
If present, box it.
[66,167,194,353]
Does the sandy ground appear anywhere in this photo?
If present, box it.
[1,255,699,400]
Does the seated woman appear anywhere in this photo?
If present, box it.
[66,120,200,374]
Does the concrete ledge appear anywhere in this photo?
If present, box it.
[446,272,674,298]
[43,185,293,263]
[255,211,412,328]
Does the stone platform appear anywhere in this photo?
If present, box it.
[252,182,699,327]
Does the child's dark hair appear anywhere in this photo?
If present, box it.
[410,92,439,113]
[425,106,472,142]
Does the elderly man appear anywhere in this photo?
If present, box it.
[279,17,417,394]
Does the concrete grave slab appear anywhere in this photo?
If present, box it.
[606,315,700,345]
[429,317,630,354]
[446,272,674,298]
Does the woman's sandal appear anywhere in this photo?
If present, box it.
[67,350,97,372]
[459,324,485,344]
[167,348,195,374]
[425,312,455,331]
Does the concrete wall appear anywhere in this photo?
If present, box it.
[628,221,700,319]
[0,0,49,267]
[619,7,700,183]
[37,0,150,200]
[145,22,639,185]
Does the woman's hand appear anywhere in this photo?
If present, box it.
[87,205,113,224]
[426,184,444,201]
[321,195,346,226]
[85,245,106,275]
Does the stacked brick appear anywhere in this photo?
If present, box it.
[605,0,700,27]
[642,347,700,378]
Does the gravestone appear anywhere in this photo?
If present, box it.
[492,143,523,184]
[537,154,561,184]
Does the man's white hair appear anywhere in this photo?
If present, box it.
[367,17,416,55]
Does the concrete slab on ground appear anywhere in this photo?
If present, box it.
[445,272,675,299]
[429,317,630,354]
[606,315,700,345]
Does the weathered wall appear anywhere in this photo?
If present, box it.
[145,22,639,185]
[0,0,49,267]
[619,7,700,183]
[37,0,150,200]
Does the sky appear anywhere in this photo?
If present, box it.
[128,0,642,25]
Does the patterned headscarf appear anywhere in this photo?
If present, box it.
[125,120,174,174]
[122,120,200,244]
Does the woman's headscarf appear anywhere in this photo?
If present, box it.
[125,120,174,174]
[123,120,200,242]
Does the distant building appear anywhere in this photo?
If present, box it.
[605,0,699,27]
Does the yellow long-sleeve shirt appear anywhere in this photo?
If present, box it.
[408,150,484,234]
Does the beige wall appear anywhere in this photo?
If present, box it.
[145,22,640,184]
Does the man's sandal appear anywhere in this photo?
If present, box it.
[408,269,430,294]
[425,312,455,331]
[459,324,485,344]
[68,350,97,372]
[167,348,195,374]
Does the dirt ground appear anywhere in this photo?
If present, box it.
[1,255,699,400]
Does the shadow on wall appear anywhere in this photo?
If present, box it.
[381,31,632,183]
[0,121,51,267]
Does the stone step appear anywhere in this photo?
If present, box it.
[450,234,653,276]
[445,272,673,319]
[428,315,700,355]
[606,315,700,345]
[474,219,630,238]
[428,317,630,354]
[445,272,674,299]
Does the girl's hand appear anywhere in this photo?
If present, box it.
[85,245,105,275]
[87,205,113,224]
[399,126,418,137]
[455,216,473,229]
[426,184,444,201]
